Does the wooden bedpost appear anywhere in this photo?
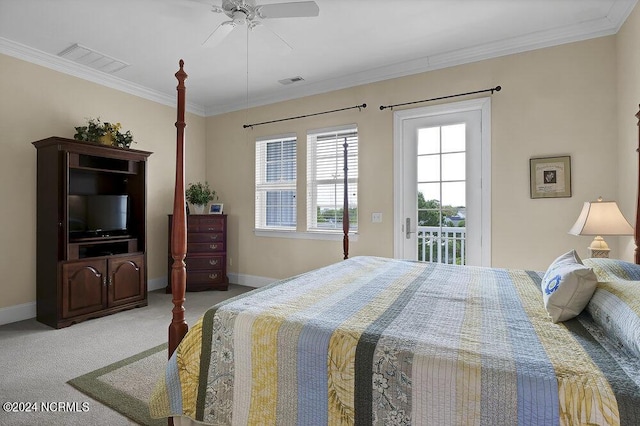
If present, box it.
[169,60,189,358]
[635,105,640,264]
[343,137,350,259]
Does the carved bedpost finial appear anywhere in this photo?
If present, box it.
[169,60,189,359]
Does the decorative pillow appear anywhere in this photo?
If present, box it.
[541,250,597,323]
[583,258,640,358]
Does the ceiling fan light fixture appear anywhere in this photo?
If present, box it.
[232,10,248,25]
[204,0,319,46]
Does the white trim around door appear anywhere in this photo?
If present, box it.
[393,97,492,266]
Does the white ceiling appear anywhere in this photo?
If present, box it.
[0,0,636,116]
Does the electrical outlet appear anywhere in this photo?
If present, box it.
[229,257,232,266]
[372,212,383,223]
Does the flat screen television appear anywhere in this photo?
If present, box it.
[68,195,129,237]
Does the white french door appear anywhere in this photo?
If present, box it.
[393,98,491,266]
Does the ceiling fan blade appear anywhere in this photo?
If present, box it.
[257,1,319,19]
[203,21,237,47]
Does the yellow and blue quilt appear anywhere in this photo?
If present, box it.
[150,256,640,425]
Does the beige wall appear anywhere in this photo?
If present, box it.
[617,3,640,260]
[206,35,622,279]
[0,54,207,309]
[2,5,638,313]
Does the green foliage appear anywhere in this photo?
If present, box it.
[417,191,465,264]
[185,182,217,206]
[73,117,136,148]
[73,118,106,142]
[113,129,134,149]
[316,207,358,226]
[417,192,458,227]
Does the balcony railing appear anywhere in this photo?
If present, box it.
[417,226,467,265]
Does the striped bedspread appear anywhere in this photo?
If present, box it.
[149,256,640,425]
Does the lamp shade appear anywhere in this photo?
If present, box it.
[568,200,634,236]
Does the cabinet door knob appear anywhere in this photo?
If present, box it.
[208,273,218,280]
[209,259,218,266]
[102,276,107,287]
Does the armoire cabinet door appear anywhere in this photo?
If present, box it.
[108,255,145,307]
[61,259,107,318]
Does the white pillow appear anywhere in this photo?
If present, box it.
[541,250,597,323]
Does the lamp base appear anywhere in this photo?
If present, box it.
[588,247,610,258]
[588,236,610,258]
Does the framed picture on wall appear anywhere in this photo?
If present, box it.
[209,203,223,214]
[530,155,571,198]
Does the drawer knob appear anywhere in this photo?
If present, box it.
[209,259,218,266]
[209,244,218,250]
[210,235,219,240]
[207,227,216,231]
[209,273,218,280]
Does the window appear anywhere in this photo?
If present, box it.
[307,125,358,232]
[255,135,297,230]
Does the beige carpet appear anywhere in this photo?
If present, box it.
[68,343,169,426]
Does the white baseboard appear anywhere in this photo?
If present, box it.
[0,274,274,326]
[228,272,277,288]
[0,301,36,326]
[148,276,168,292]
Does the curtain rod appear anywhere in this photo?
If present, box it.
[243,103,367,129]
[379,85,501,111]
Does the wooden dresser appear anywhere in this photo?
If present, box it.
[167,214,229,292]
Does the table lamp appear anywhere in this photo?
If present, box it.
[568,197,634,258]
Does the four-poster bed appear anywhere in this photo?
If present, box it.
[152,61,640,425]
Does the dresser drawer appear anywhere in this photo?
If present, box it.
[185,255,224,270]
[187,232,223,243]
[168,214,228,292]
[187,217,225,233]
[187,242,225,253]
[187,270,226,285]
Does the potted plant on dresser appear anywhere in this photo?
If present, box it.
[185,181,217,214]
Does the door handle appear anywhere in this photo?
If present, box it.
[405,217,415,239]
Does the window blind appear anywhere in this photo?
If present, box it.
[255,135,297,230]
[307,125,358,231]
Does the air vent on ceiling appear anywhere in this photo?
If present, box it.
[278,76,304,85]
[57,43,129,74]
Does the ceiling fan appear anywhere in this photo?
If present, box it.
[202,0,319,47]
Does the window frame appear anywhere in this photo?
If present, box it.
[254,133,297,231]
[306,124,359,234]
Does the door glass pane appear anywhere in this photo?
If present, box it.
[441,123,465,153]
[442,182,465,207]
[418,182,440,204]
[418,127,440,155]
[441,153,465,181]
[417,154,440,182]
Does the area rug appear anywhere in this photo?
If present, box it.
[68,343,168,426]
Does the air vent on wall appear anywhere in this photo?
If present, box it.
[57,43,129,74]
[278,76,304,85]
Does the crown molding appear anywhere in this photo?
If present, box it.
[205,1,636,116]
[1,0,636,118]
[0,37,206,117]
